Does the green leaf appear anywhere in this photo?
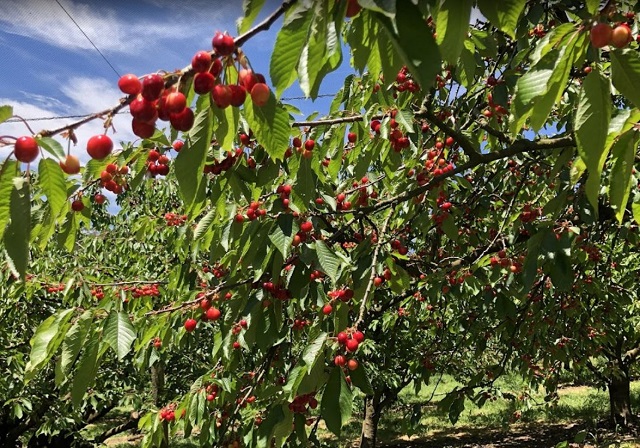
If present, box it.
[25,308,75,381]
[448,395,466,424]
[4,178,30,280]
[0,161,17,240]
[175,101,212,212]
[611,49,640,110]
[270,3,313,98]
[375,1,441,90]
[358,0,396,17]
[633,202,640,226]
[609,131,638,222]
[38,158,67,219]
[298,3,330,98]
[586,0,599,14]
[237,0,266,34]
[71,330,100,408]
[36,137,66,159]
[57,310,93,385]
[212,102,239,151]
[103,311,136,360]
[0,105,13,124]
[349,363,374,395]
[477,0,526,38]
[194,208,216,241]
[436,0,473,64]
[575,70,612,209]
[321,367,353,436]
[301,331,327,370]
[243,94,291,161]
[315,240,340,282]
[269,214,298,260]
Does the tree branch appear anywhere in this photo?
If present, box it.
[417,108,482,163]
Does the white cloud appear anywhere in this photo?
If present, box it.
[0,0,235,56]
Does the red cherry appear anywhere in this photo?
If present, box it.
[590,23,612,48]
[373,277,384,287]
[300,221,313,233]
[129,97,157,122]
[132,118,155,139]
[191,50,212,73]
[353,331,365,343]
[345,0,362,17]
[212,31,235,56]
[233,341,241,349]
[194,72,215,95]
[334,355,346,366]
[250,83,270,107]
[347,359,359,371]
[212,84,232,108]
[170,107,195,132]
[172,140,184,152]
[347,132,357,143]
[239,69,258,92]
[184,318,197,332]
[141,73,165,101]
[118,74,142,95]
[71,199,84,212]
[346,338,359,352]
[304,139,315,151]
[59,154,80,174]
[165,92,187,114]
[86,135,113,160]
[94,194,106,205]
[610,24,632,48]
[14,136,39,163]
[206,307,221,321]
[229,84,247,107]
[322,304,333,315]
[209,58,223,78]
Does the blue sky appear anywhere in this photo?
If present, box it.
[0,0,354,162]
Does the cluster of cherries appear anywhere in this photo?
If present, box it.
[158,403,179,422]
[164,212,187,227]
[335,192,352,211]
[519,203,542,223]
[147,149,171,177]
[394,65,420,93]
[489,249,524,273]
[373,267,393,287]
[590,19,634,49]
[288,392,318,414]
[370,111,411,152]
[204,149,241,175]
[333,329,364,370]
[260,280,292,300]
[292,136,315,159]
[121,283,160,299]
[235,200,267,223]
[292,220,313,246]
[45,283,65,294]
[99,163,129,194]
[90,287,105,300]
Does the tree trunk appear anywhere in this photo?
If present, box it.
[151,362,165,406]
[609,372,633,427]
[359,393,383,448]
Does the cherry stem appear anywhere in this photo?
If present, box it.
[0,135,17,141]
[11,115,36,135]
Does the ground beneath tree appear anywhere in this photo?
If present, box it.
[379,423,640,448]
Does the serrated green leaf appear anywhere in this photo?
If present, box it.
[270,4,313,98]
[103,311,136,360]
[586,0,599,14]
[436,0,473,64]
[38,158,67,219]
[237,0,266,34]
[375,2,441,90]
[609,131,638,223]
[321,367,352,436]
[4,178,30,280]
[212,101,239,151]
[0,105,13,124]
[243,94,291,161]
[0,160,17,241]
[575,70,611,209]
[612,49,640,109]
[25,308,74,382]
[358,0,396,17]
[349,363,374,395]
[36,137,66,159]
[194,208,216,241]
[71,329,100,408]
[477,0,526,39]
[301,331,327,370]
[57,310,93,385]
[175,100,212,213]
[269,214,298,260]
[315,240,340,282]
[632,202,640,225]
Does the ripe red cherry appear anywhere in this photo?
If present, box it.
[229,84,247,107]
[14,136,39,163]
[71,199,84,212]
[141,73,165,101]
[233,341,241,350]
[165,91,187,114]
[250,83,270,107]
[239,69,258,92]
[212,32,235,56]
[322,304,333,315]
[445,136,455,146]
[590,23,612,48]
[94,193,106,204]
[194,72,215,95]
[209,58,223,78]
[345,0,362,17]
[347,132,357,143]
[172,140,184,152]
[304,139,315,151]
[610,24,632,48]
[132,118,155,139]
[191,50,212,73]
[118,74,141,95]
[129,97,157,122]
[353,331,365,343]
[184,318,197,332]
[211,84,232,108]
[337,332,348,345]
[59,154,80,174]
[373,277,384,287]
[334,355,346,366]
[346,338,359,352]
[86,135,113,160]
[292,137,302,148]
[206,307,221,321]
[170,107,195,132]
[300,221,313,233]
